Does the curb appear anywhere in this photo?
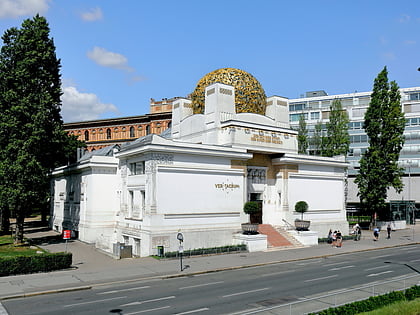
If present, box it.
[0,285,92,301]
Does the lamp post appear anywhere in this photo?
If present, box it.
[177,232,184,271]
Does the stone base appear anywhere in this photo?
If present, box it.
[288,230,318,246]
[233,233,268,252]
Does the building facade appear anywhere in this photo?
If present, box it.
[288,87,420,215]
[63,98,176,151]
[51,69,349,257]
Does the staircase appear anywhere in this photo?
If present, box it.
[258,224,302,249]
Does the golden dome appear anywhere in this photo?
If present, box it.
[190,68,267,115]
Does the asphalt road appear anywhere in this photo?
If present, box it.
[2,245,420,315]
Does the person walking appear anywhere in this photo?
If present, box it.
[373,227,379,241]
[387,224,391,239]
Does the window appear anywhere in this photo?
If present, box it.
[146,125,150,135]
[409,93,420,101]
[289,103,306,112]
[310,112,320,120]
[106,128,111,139]
[84,130,89,141]
[130,161,145,175]
[289,113,308,122]
[130,126,135,138]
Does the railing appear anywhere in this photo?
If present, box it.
[282,219,295,231]
[240,274,420,315]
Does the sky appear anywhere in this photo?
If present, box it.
[0,0,419,123]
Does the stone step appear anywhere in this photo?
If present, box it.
[258,224,293,247]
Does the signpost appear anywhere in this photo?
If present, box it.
[177,232,184,271]
[63,229,71,252]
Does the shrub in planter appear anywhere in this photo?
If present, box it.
[243,201,260,216]
[294,200,310,231]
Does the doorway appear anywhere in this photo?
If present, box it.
[250,193,263,224]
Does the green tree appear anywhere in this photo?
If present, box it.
[324,99,350,157]
[355,67,405,220]
[297,113,308,154]
[0,16,82,241]
[312,121,324,156]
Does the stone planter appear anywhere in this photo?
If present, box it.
[294,219,311,231]
[241,223,259,235]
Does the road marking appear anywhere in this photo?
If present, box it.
[323,261,351,267]
[365,265,389,271]
[329,265,355,271]
[179,281,224,290]
[260,270,296,277]
[297,259,323,266]
[410,258,420,262]
[367,254,391,259]
[64,296,126,307]
[222,287,270,298]
[121,296,175,306]
[367,270,394,277]
[97,286,150,295]
[175,308,210,314]
[304,275,338,283]
[0,303,8,315]
[125,306,171,314]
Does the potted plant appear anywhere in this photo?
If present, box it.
[294,200,310,231]
[241,201,260,235]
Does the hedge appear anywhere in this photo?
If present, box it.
[158,244,247,258]
[0,252,72,276]
[310,284,420,315]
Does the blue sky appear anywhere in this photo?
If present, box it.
[0,0,419,122]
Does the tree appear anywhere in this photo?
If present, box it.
[0,16,82,242]
[312,121,324,156]
[297,113,308,154]
[324,99,350,157]
[355,67,406,221]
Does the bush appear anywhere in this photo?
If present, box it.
[157,244,247,259]
[243,201,260,214]
[295,201,308,220]
[0,252,72,276]
[310,285,419,315]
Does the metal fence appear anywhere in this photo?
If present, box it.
[241,274,420,315]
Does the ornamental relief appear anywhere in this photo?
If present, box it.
[145,153,174,173]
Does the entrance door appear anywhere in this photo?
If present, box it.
[250,193,263,224]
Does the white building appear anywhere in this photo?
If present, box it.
[51,69,348,257]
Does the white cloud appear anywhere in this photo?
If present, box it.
[0,0,49,18]
[87,46,134,72]
[398,14,411,23]
[80,7,103,22]
[403,40,416,45]
[61,86,119,122]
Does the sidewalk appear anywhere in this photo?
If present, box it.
[1,224,419,300]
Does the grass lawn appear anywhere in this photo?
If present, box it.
[359,298,420,315]
[0,234,46,257]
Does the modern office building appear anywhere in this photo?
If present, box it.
[288,87,420,217]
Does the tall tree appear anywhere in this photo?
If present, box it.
[312,121,324,156]
[324,99,350,157]
[297,113,308,154]
[355,67,406,221]
[0,16,82,241]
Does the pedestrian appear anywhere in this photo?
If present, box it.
[327,229,333,244]
[336,230,342,248]
[331,230,337,247]
[373,227,379,241]
[356,225,362,241]
[387,224,391,239]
